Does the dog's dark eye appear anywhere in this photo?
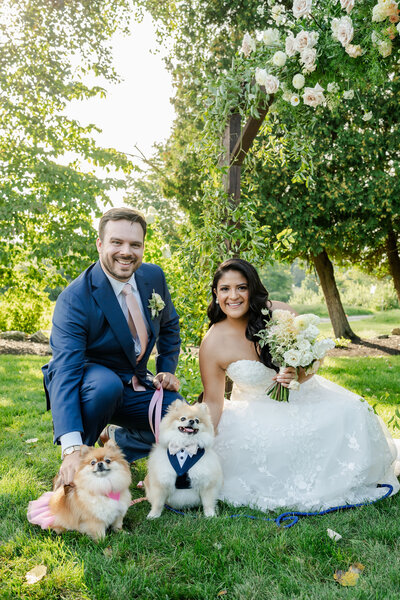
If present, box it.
[105,458,111,464]
[180,416,186,421]
[194,418,199,424]
[91,460,96,466]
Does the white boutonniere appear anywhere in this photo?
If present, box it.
[148,291,165,318]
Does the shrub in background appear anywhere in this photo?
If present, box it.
[0,288,52,333]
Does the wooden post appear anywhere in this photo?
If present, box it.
[219,91,273,395]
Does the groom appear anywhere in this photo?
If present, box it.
[43,207,182,487]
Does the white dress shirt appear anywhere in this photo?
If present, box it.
[60,268,149,454]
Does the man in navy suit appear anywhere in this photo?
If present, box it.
[43,207,181,487]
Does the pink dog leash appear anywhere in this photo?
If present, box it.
[148,386,163,443]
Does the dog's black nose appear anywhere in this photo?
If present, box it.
[188,419,195,426]
[97,462,105,471]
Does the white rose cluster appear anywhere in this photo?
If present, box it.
[255,68,280,93]
[259,309,334,373]
[372,0,399,23]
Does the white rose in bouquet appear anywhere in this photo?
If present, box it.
[257,309,334,401]
[299,351,314,367]
[283,349,302,366]
[303,324,320,341]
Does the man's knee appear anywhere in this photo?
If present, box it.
[80,364,124,412]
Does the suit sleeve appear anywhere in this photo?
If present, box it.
[45,289,89,443]
[155,270,181,375]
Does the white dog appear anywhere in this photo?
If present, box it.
[145,400,223,518]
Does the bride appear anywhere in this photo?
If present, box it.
[199,258,400,512]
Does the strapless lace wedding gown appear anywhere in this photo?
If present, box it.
[214,360,400,512]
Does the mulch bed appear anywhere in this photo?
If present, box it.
[0,336,399,358]
[328,336,400,357]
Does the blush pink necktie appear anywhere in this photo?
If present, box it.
[121,283,148,363]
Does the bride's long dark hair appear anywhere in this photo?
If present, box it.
[207,258,278,371]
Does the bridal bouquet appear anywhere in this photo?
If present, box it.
[257,309,335,402]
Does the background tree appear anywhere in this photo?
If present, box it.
[0,0,134,291]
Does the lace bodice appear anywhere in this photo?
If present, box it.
[226,360,277,402]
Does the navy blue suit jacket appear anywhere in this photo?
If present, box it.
[43,261,180,442]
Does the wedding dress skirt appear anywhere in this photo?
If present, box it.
[214,360,400,512]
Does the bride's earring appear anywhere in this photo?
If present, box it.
[215,298,219,304]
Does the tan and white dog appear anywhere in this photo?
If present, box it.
[145,400,222,518]
[28,441,132,541]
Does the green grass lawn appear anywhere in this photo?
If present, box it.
[1,354,400,600]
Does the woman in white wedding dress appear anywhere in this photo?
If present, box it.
[199,258,400,512]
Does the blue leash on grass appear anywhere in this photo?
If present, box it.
[165,483,394,528]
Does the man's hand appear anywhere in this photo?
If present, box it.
[53,450,81,490]
[153,372,180,391]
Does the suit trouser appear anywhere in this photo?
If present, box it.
[80,363,182,462]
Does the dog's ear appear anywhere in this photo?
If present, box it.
[63,483,75,495]
[79,445,91,457]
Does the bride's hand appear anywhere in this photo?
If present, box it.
[273,367,297,388]
[273,366,313,387]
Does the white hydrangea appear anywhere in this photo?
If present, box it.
[363,111,373,121]
[343,89,355,99]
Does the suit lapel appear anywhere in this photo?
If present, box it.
[91,262,137,369]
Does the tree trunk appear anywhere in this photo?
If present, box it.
[312,250,360,341]
[385,225,400,304]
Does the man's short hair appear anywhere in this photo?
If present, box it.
[98,207,147,240]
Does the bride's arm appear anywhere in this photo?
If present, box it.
[199,337,226,430]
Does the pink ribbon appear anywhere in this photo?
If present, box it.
[148,386,163,443]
